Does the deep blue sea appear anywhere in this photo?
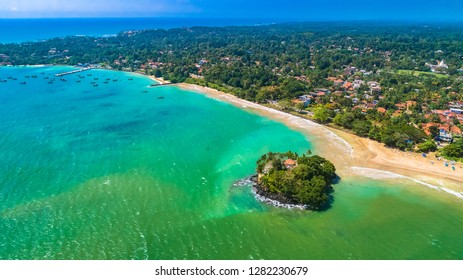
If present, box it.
[0,18,282,44]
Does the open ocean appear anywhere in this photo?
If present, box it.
[0,18,284,44]
[0,66,463,259]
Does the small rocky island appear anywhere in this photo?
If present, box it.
[253,150,336,210]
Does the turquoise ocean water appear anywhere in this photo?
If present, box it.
[0,66,463,259]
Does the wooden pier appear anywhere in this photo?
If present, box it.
[149,82,174,88]
[55,67,94,77]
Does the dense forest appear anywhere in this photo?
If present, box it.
[1,22,463,157]
[255,151,336,210]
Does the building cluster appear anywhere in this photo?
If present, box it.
[423,102,463,142]
[426,60,449,73]
[0,53,10,66]
[291,66,384,112]
[140,60,164,69]
[291,63,463,145]
[46,48,69,59]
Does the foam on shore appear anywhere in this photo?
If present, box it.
[352,167,463,200]
[252,188,307,210]
[178,83,463,202]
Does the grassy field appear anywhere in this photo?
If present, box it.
[397,69,448,78]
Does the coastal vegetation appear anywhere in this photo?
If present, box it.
[255,151,336,210]
[1,22,463,159]
[440,139,463,159]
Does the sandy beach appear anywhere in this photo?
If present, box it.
[177,83,463,198]
[147,75,169,84]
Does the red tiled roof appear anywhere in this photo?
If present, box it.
[343,82,352,89]
[284,159,297,166]
[451,126,462,135]
[377,107,387,113]
[424,122,440,128]
[422,123,440,135]
[392,110,402,117]
[439,124,450,131]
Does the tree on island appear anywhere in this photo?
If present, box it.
[255,150,336,210]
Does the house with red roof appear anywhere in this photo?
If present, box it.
[343,81,353,91]
[284,159,297,169]
[406,101,417,109]
[392,110,402,117]
[451,126,462,136]
[377,107,387,114]
[422,122,440,136]
[395,103,407,111]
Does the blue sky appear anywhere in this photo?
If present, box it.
[1,0,462,20]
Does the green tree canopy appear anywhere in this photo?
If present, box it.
[256,151,336,209]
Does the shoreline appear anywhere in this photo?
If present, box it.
[145,75,169,85]
[176,83,463,199]
[253,187,307,210]
[10,66,463,199]
[232,176,308,210]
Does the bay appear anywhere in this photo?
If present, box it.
[0,66,462,260]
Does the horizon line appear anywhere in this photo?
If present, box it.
[1,17,463,23]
